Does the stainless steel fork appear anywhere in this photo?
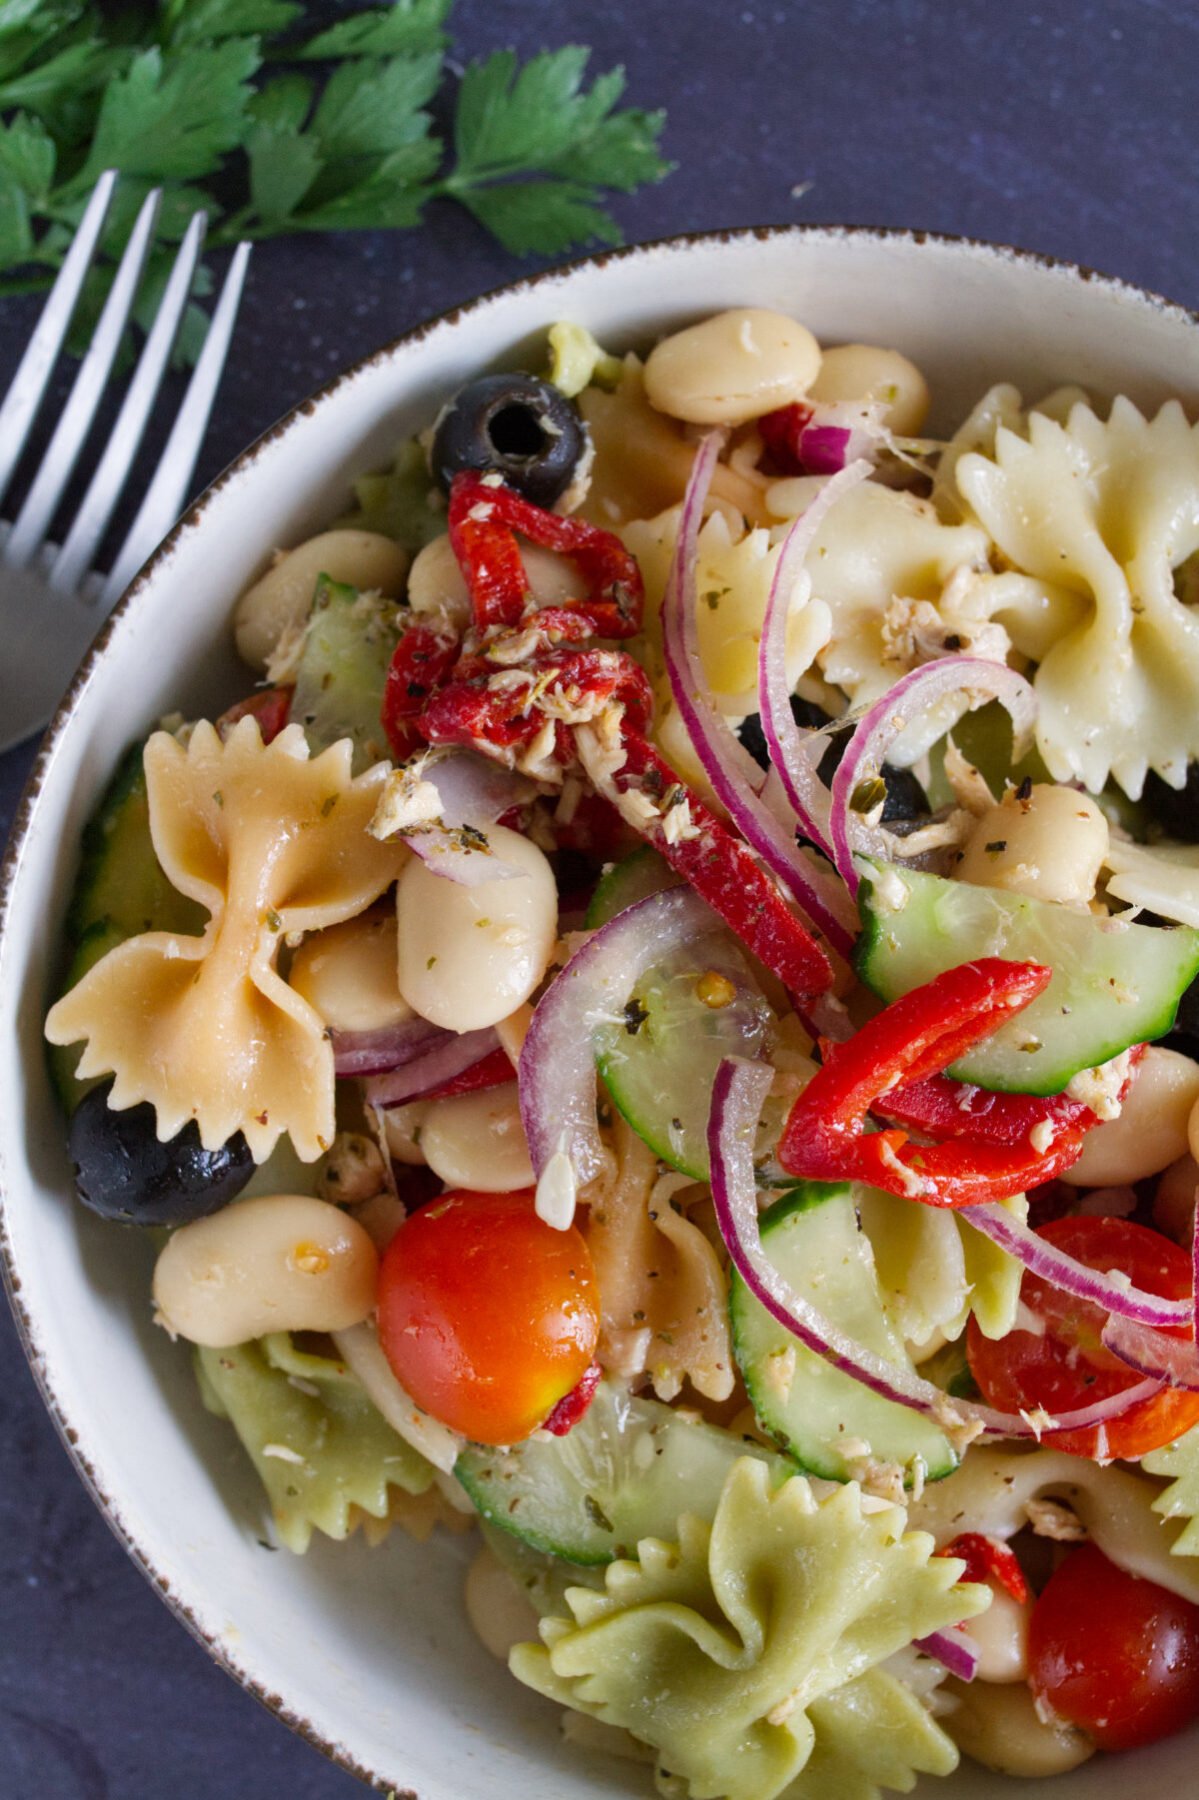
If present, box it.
[0,171,251,752]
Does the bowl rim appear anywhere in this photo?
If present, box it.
[3,216,1199,1794]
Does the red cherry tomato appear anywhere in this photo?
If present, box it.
[1029,1542,1199,1750]
[376,1188,600,1444]
[967,1215,1199,1460]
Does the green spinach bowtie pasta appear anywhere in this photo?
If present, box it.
[45,306,1199,1793]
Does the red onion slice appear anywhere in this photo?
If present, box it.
[518,886,714,1203]
[827,658,1037,896]
[377,748,537,886]
[332,1017,449,1078]
[758,460,872,861]
[365,1026,499,1108]
[707,1055,1164,1441]
[1101,1314,1199,1393]
[659,433,856,956]
[961,1202,1191,1330]
[914,1628,979,1683]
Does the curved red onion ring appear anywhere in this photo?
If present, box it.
[914,1628,979,1683]
[381,749,537,886]
[758,459,872,862]
[828,658,1037,896]
[961,1202,1192,1330]
[707,1055,1164,1441]
[659,434,856,956]
[365,1026,499,1108]
[332,1017,448,1078]
[1101,1314,1199,1393]
[519,885,715,1196]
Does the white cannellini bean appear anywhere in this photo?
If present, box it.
[955,783,1109,907]
[420,1082,534,1192]
[967,1589,1031,1684]
[643,308,821,426]
[464,1545,540,1661]
[234,530,409,670]
[1064,1046,1199,1187]
[396,824,557,1031]
[289,908,413,1034]
[407,531,582,633]
[807,341,931,435]
[1154,1152,1199,1244]
[153,1194,378,1347]
[378,1100,430,1166]
[942,1678,1094,1778]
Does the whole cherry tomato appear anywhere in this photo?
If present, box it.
[377,1188,599,1444]
[967,1215,1199,1460]
[1029,1542,1199,1750]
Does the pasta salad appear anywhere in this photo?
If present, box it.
[44,305,1199,1794]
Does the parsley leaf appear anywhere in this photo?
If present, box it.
[293,1,451,62]
[0,4,672,361]
[442,47,672,255]
[81,41,261,185]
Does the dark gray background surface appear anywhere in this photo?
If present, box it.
[3,2,1198,1794]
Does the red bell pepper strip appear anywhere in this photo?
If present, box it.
[937,1532,1029,1605]
[613,727,833,1002]
[448,471,644,638]
[420,646,654,760]
[541,1361,601,1436]
[418,1045,514,1104]
[875,1045,1145,1149]
[778,959,1092,1204]
[217,684,293,744]
[381,621,461,761]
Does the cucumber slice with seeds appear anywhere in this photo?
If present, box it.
[455,1382,783,1564]
[730,1181,958,1487]
[290,575,400,772]
[856,857,1199,1093]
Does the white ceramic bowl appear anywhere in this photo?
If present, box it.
[3,227,1199,1800]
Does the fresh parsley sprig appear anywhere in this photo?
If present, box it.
[0,1,672,358]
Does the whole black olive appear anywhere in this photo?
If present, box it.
[736,699,928,824]
[68,1081,254,1225]
[1142,764,1199,843]
[430,372,588,509]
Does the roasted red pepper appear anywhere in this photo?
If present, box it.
[778,959,1091,1204]
[938,1532,1029,1605]
[420,646,654,761]
[541,1361,601,1436]
[614,728,833,1001]
[874,1043,1145,1148]
[448,471,644,637]
[418,1045,514,1104]
[217,684,293,744]
[381,621,461,760]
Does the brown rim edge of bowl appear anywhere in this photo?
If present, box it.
[2,217,1197,1795]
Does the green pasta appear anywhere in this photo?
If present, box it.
[511,1455,986,1800]
[196,1331,434,1553]
[1143,1426,1199,1558]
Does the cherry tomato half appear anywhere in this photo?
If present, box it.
[377,1187,599,1444]
[1029,1542,1199,1750]
[967,1215,1199,1460]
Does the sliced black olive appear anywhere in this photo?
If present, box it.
[1142,764,1199,843]
[430,372,588,509]
[68,1080,254,1226]
[736,699,929,824]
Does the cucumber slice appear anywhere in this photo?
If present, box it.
[856,857,1199,1093]
[290,575,400,772]
[585,845,679,928]
[730,1182,957,1486]
[51,744,205,1114]
[455,1382,783,1564]
[594,930,772,1179]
